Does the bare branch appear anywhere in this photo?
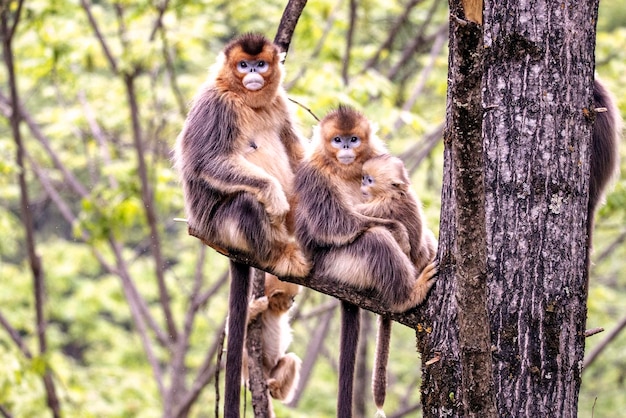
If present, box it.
[247,269,271,417]
[387,5,446,81]
[0,310,33,359]
[584,315,626,369]
[0,92,89,197]
[0,404,13,418]
[274,0,308,55]
[342,0,357,85]
[124,73,178,341]
[286,305,336,407]
[173,317,228,418]
[80,0,119,73]
[109,238,165,397]
[1,9,61,416]
[77,91,119,188]
[593,229,626,266]
[149,0,170,41]
[400,123,444,174]
[188,226,429,329]
[392,28,447,131]
[362,0,424,72]
[284,2,339,90]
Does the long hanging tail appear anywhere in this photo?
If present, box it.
[224,261,251,418]
[338,301,360,418]
[372,316,392,417]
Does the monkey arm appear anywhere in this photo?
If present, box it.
[353,203,411,254]
[199,155,290,218]
[279,122,307,172]
[295,164,372,248]
[180,87,289,217]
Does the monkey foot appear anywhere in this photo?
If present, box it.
[271,245,311,278]
[392,261,438,312]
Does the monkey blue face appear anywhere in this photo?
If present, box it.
[331,135,362,164]
[237,59,269,91]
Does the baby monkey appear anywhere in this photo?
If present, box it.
[244,274,302,415]
[355,154,437,416]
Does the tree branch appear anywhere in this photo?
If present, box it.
[584,314,626,369]
[188,227,427,329]
[80,0,119,73]
[0,310,33,359]
[362,0,424,72]
[286,303,336,407]
[387,6,446,81]
[0,91,89,197]
[1,7,61,416]
[124,73,178,342]
[342,0,357,85]
[273,0,308,55]
[173,316,228,418]
[247,269,271,417]
[109,238,165,398]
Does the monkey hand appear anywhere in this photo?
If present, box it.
[248,296,269,320]
[260,181,290,222]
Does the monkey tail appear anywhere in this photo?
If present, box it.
[224,261,251,418]
[372,315,392,416]
[338,301,360,418]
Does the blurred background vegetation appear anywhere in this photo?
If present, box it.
[0,0,623,416]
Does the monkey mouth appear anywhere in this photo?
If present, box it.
[338,156,355,164]
[244,81,264,91]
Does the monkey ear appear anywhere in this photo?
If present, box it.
[392,181,408,194]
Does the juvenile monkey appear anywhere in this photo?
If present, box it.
[294,106,437,417]
[243,274,302,416]
[173,33,308,416]
[355,154,437,415]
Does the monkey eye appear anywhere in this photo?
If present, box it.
[350,136,359,143]
[237,61,248,71]
[332,136,342,143]
[257,60,266,68]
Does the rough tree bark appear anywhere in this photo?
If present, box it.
[417,0,599,417]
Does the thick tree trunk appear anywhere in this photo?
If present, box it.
[418,1,598,416]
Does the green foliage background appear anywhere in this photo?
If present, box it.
[0,0,624,416]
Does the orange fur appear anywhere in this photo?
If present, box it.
[174,33,309,278]
[295,107,420,418]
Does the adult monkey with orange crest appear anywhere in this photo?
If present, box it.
[174,33,309,416]
[295,106,438,417]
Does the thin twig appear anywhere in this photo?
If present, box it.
[0,310,33,359]
[362,0,424,72]
[584,315,626,369]
[80,0,119,73]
